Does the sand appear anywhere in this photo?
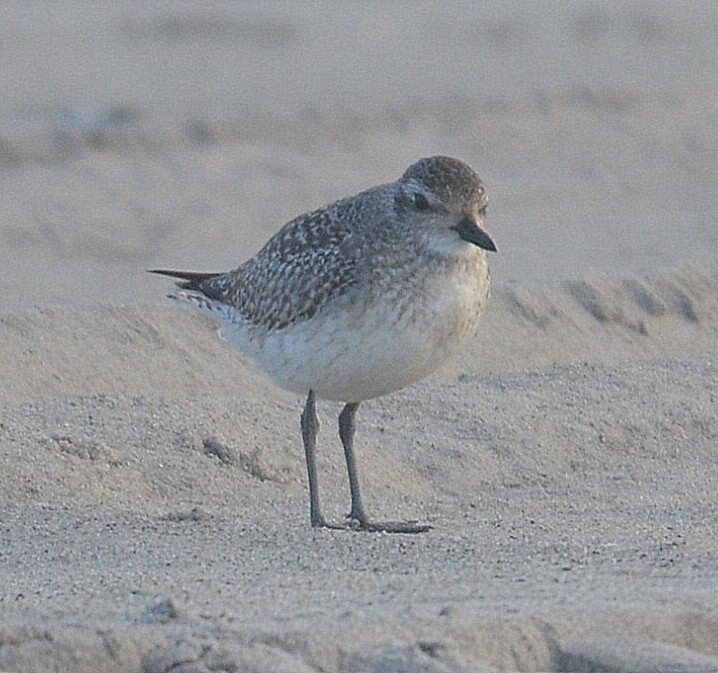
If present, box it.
[1,2,717,672]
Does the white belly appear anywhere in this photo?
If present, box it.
[220,253,490,402]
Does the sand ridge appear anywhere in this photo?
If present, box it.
[0,262,715,404]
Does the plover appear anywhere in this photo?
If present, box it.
[151,156,495,533]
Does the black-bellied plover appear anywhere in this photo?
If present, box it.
[151,156,495,533]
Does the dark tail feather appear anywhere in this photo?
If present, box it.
[148,268,223,292]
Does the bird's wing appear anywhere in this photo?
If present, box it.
[155,205,361,332]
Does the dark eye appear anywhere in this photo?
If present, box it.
[413,193,431,211]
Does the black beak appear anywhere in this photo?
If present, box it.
[453,217,497,252]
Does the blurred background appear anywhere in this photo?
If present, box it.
[0,1,716,310]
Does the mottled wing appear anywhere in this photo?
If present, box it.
[197,205,360,331]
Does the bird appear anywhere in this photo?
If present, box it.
[150,155,496,533]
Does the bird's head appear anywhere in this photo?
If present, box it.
[395,156,496,254]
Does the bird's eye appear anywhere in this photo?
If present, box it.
[413,193,431,211]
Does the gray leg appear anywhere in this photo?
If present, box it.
[301,390,324,527]
[338,402,367,523]
[338,402,431,534]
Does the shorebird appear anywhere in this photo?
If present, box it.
[151,156,495,533]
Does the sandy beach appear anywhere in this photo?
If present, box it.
[1,2,717,671]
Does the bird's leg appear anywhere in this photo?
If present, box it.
[301,390,325,528]
[338,402,367,522]
[338,402,431,534]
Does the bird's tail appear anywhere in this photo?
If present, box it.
[148,269,223,291]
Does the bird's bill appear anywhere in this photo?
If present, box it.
[452,217,497,252]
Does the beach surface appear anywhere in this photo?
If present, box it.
[1,2,717,671]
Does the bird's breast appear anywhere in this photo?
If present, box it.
[246,247,490,402]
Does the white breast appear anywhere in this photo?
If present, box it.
[219,248,490,402]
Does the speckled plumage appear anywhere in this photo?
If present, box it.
[194,197,363,331]
[150,156,496,532]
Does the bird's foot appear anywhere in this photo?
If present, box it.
[345,516,431,534]
[310,512,431,533]
[310,514,353,531]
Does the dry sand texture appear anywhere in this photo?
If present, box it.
[0,2,717,672]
